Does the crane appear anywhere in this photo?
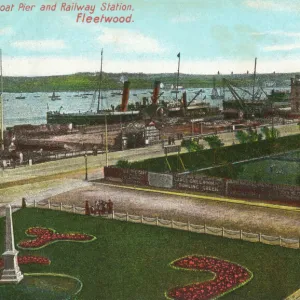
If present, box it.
[222,78,247,111]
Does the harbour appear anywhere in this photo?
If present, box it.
[0,51,299,165]
[0,84,292,128]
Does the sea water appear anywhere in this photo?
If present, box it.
[1,87,282,128]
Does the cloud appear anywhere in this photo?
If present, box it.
[251,30,300,51]
[263,43,300,51]
[4,56,96,76]
[252,30,300,38]
[97,27,166,54]
[11,40,67,51]
[3,56,300,76]
[244,0,299,12]
[171,14,198,23]
[0,27,14,36]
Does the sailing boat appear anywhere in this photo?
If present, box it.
[49,91,61,101]
[47,49,140,125]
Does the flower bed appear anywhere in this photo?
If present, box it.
[0,256,50,268]
[166,255,253,300]
[18,227,96,250]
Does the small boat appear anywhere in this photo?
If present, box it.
[49,91,61,101]
[16,93,25,99]
[170,84,184,94]
[111,92,122,96]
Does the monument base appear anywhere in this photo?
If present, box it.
[0,250,24,284]
[0,272,24,284]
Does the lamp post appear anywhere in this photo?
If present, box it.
[84,154,88,181]
[105,113,108,167]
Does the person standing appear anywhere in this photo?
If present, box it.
[100,200,106,214]
[107,199,114,214]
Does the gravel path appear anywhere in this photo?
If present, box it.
[46,182,300,239]
[0,179,90,217]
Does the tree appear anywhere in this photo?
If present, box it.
[181,139,204,152]
[203,135,224,149]
[261,126,280,140]
[235,129,262,144]
[116,160,131,168]
[247,128,263,143]
[203,135,224,165]
[235,130,248,144]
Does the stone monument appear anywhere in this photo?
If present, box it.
[0,205,23,284]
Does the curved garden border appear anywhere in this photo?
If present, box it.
[24,273,83,296]
[17,227,97,250]
[165,255,253,300]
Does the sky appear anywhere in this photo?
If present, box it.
[1,0,300,76]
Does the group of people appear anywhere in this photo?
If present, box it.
[168,136,176,145]
[90,199,114,215]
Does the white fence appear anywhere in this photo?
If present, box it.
[26,200,86,215]
[24,200,300,250]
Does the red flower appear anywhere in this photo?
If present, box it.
[167,256,252,300]
[18,227,96,249]
[0,256,50,268]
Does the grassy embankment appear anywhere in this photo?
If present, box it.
[127,134,300,185]
[0,208,300,299]
[3,72,295,93]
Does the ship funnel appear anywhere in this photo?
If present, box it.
[182,91,187,108]
[120,81,130,112]
[152,80,161,105]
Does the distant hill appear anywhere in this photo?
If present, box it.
[1,72,298,93]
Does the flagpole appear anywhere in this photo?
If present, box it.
[176,52,180,102]
[97,48,103,113]
[105,113,108,167]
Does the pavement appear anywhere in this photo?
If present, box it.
[0,143,165,186]
[0,179,92,216]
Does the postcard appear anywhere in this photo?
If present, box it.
[0,0,300,299]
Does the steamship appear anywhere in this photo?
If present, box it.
[46,80,217,125]
[47,81,141,125]
[47,52,218,126]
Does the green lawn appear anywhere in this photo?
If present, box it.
[0,208,300,299]
[233,158,299,185]
[200,150,300,185]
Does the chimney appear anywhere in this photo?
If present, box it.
[120,81,130,112]
[152,80,161,105]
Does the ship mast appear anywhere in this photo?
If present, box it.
[252,57,257,102]
[0,49,4,150]
[97,48,103,113]
[176,52,180,102]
